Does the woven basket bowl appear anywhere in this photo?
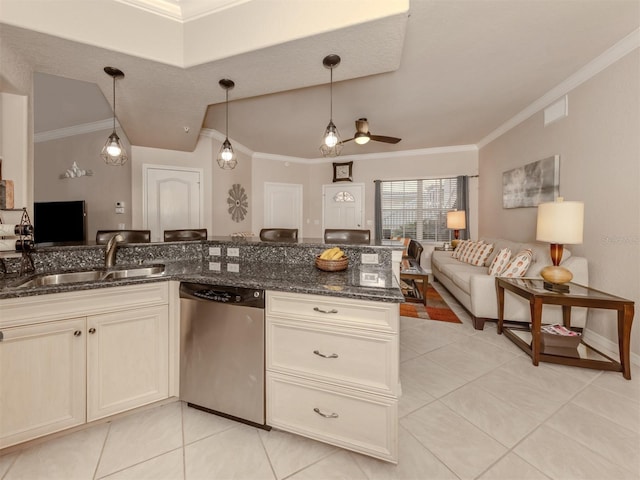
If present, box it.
[315,255,348,272]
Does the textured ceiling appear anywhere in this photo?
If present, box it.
[3,0,639,159]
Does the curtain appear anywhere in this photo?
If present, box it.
[374,180,382,241]
[456,175,470,240]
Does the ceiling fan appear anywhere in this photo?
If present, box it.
[343,118,401,145]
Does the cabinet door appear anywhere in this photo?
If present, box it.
[0,318,86,449]
[87,305,168,421]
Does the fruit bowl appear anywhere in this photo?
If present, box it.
[315,255,348,272]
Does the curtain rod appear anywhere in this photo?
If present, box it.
[374,174,479,182]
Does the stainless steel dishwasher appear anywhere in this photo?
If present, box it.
[179,282,268,428]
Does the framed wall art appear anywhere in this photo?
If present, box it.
[502,155,559,209]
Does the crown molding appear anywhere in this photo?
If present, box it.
[34,119,118,143]
[478,28,640,149]
[115,0,249,23]
[199,128,254,157]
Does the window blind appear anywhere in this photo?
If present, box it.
[380,178,458,242]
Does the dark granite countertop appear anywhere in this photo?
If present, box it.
[0,260,404,303]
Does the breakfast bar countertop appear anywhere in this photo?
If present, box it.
[0,259,404,303]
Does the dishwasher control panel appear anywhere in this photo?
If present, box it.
[180,282,265,308]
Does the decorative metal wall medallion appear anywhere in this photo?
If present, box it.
[227,183,248,222]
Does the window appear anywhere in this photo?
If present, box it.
[380,178,458,242]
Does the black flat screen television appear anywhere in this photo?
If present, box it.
[34,200,87,244]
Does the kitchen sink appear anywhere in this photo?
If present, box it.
[103,266,165,279]
[13,265,165,288]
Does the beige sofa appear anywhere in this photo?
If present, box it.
[431,237,588,330]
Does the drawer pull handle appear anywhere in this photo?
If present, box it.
[73,330,82,337]
[313,407,339,419]
[313,307,338,314]
[313,350,338,359]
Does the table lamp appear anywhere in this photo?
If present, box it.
[536,197,583,290]
[447,210,466,248]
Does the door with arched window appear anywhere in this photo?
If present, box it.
[322,183,364,232]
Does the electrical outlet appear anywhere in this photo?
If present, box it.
[227,263,239,272]
[209,246,221,256]
[227,247,240,257]
[361,253,379,264]
[208,262,221,271]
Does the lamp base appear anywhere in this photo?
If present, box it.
[540,265,573,284]
[451,239,461,249]
[543,281,570,293]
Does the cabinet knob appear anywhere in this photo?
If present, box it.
[73,330,82,337]
[313,307,338,314]
[88,328,96,334]
[313,407,339,419]
[313,350,338,359]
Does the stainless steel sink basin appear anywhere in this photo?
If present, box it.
[13,265,165,288]
[103,266,165,279]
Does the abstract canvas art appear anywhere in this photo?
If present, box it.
[502,155,559,208]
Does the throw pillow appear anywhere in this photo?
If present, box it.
[453,240,471,259]
[468,243,494,266]
[488,248,512,276]
[502,249,533,277]
[460,241,482,264]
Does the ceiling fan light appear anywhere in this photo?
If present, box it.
[354,132,370,145]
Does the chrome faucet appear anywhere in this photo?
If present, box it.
[104,233,124,268]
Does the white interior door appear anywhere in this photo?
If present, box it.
[322,183,365,231]
[264,183,303,234]
[144,165,203,241]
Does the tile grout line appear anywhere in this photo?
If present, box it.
[180,402,187,480]
[92,421,112,480]
[255,428,278,480]
[0,451,20,480]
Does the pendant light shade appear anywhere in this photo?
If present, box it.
[101,67,128,166]
[319,54,343,158]
[217,79,237,170]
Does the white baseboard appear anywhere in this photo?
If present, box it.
[582,330,640,367]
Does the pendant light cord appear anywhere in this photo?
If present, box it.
[225,88,229,139]
[329,67,333,121]
[112,75,116,132]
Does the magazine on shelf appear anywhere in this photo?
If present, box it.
[541,324,581,337]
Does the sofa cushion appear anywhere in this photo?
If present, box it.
[502,249,533,277]
[488,248,512,276]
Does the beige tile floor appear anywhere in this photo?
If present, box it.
[1,283,639,480]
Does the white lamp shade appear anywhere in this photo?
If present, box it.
[536,198,584,244]
[447,210,466,230]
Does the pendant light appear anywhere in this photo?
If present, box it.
[319,54,343,158]
[100,67,128,166]
[217,79,237,170]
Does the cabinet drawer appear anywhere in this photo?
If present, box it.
[0,282,169,328]
[267,320,398,396]
[266,291,398,333]
[267,372,398,463]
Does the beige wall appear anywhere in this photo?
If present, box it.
[0,42,33,217]
[34,129,133,241]
[479,51,640,357]
[131,134,253,237]
[304,149,479,239]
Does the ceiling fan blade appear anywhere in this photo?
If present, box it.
[342,137,355,143]
[370,134,401,144]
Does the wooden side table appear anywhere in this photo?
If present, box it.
[496,277,635,380]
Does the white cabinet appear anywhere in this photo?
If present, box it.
[0,283,173,449]
[87,305,169,421]
[265,291,400,463]
[0,318,86,448]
